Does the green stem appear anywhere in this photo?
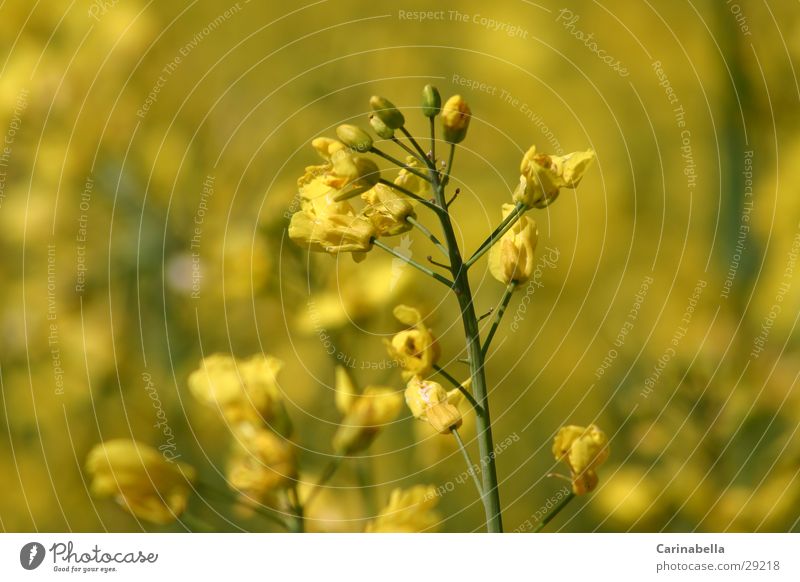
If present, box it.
[378,178,442,215]
[428,145,503,533]
[429,117,436,166]
[370,146,431,181]
[180,512,216,532]
[465,202,527,269]
[304,456,343,509]
[391,136,426,164]
[373,238,454,288]
[481,282,517,357]
[197,480,289,530]
[442,144,455,186]
[532,491,575,532]
[407,215,448,258]
[452,428,483,498]
[287,485,305,533]
[399,126,431,163]
[432,363,482,414]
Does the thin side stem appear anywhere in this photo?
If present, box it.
[442,144,456,186]
[481,282,517,357]
[399,126,432,165]
[532,491,576,532]
[370,146,431,181]
[452,428,483,498]
[432,363,482,414]
[391,136,426,164]
[180,512,216,533]
[407,215,448,258]
[197,480,289,530]
[287,485,305,533]
[373,239,454,288]
[304,456,343,509]
[429,117,436,165]
[378,178,442,215]
[465,202,527,268]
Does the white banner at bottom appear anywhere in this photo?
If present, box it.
[1,533,797,581]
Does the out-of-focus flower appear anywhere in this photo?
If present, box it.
[394,157,434,199]
[85,440,195,525]
[295,258,409,332]
[365,485,441,532]
[188,353,292,435]
[332,366,403,455]
[489,203,539,285]
[405,376,462,434]
[441,95,471,143]
[227,423,297,498]
[361,183,416,236]
[385,305,440,380]
[370,95,405,129]
[513,146,595,208]
[552,424,609,495]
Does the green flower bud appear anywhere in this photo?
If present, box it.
[369,114,394,139]
[370,95,405,129]
[336,124,373,152]
[421,84,441,117]
[441,95,471,144]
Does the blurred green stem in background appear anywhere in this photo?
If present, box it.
[532,492,575,533]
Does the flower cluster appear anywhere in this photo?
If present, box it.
[188,353,297,503]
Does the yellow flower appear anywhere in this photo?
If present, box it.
[552,424,609,495]
[385,304,441,380]
[441,94,471,143]
[289,208,375,254]
[365,485,441,532]
[361,183,416,236]
[227,423,297,498]
[307,137,381,200]
[289,161,377,257]
[488,203,539,284]
[513,146,595,208]
[332,366,403,454]
[394,157,434,199]
[404,376,463,434]
[188,353,292,435]
[85,439,195,525]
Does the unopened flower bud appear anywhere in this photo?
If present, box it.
[370,95,405,129]
[336,124,373,153]
[441,95,471,143]
[369,114,395,139]
[421,84,441,117]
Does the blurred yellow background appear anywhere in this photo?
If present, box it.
[1,0,799,532]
